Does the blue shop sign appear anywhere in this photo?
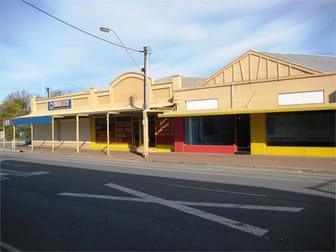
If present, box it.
[48,99,72,110]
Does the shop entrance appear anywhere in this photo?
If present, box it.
[132,117,140,148]
[236,114,250,154]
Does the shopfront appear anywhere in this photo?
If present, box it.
[163,50,336,157]
[9,50,336,157]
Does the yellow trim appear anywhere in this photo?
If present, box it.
[90,142,131,151]
[262,146,336,158]
[159,106,336,118]
[250,113,266,155]
[154,145,174,152]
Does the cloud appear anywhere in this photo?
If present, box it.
[0,0,335,103]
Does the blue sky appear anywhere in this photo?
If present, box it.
[0,0,335,103]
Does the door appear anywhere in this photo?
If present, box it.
[236,114,250,153]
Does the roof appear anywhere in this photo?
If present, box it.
[155,76,207,88]
[181,77,207,88]
[259,51,336,73]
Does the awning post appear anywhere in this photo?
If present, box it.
[12,125,16,150]
[107,113,110,156]
[31,123,34,151]
[3,124,5,149]
[52,117,55,152]
[76,115,79,154]
[143,110,149,157]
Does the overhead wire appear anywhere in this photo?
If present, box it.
[20,0,143,70]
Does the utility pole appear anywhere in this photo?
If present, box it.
[142,46,149,158]
[99,27,151,158]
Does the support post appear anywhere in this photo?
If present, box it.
[143,110,149,157]
[52,117,55,152]
[107,113,110,156]
[12,125,16,150]
[3,124,5,149]
[76,115,79,155]
[142,46,149,158]
[31,124,34,151]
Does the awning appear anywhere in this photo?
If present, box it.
[12,116,53,125]
[158,105,336,118]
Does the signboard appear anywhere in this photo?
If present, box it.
[186,99,218,111]
[156,119,173,145]
[3,119,12,126]
[278,91,324,106]
[48,99,72,110]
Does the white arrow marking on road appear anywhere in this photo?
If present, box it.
[58,182,304,237]
[0,169,50,181]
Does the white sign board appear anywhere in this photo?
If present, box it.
[278,91,324,106]
[186,99,218,111]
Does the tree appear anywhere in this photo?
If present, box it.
[50,89,65,97]
[0,90,31,140]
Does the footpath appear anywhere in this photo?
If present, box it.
[0,145,336,174]
[2,144,335,174]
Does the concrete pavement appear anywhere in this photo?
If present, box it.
[2,145,335,174]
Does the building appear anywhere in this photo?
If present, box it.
[10,50,336,157]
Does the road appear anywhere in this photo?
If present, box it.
[1,150,335,251]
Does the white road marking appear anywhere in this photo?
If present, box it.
[58,182,303,236]
[29,171,50,176]
[0,240,23,252]
[104,182,268,237]
[177,201,303,212]
[0,168,50,180]
[169,184,267,197]
[58,192,152,203]
[58,192,303,212]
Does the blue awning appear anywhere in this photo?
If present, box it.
[12,116,53,125]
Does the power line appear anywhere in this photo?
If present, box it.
[20,0,143,56]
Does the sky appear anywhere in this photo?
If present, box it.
[0,0,335,103]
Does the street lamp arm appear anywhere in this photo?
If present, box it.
[99,26,142,71]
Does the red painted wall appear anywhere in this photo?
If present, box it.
[173,118,185,152]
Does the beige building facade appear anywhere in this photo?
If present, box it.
[10,50,336,157]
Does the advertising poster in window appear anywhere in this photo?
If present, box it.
[155,119,173,145]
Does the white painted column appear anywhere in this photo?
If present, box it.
[76,115,79,155]
[31,124,34,151]
[107,113,110,156]
[52,117,55,152]
[12,125,16,150]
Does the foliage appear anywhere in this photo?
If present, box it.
[0,90,31,140]
[50,89,65,97]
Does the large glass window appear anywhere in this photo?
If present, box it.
[266,110,335,146]
[185,115,234,145]
[95,116,132,143]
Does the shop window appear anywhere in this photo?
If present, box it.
[156,118,173,145]
[185,116,234,145]
[95,116,132,143]
[266,110,336,146]
[95,118,109,142]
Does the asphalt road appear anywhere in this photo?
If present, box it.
[1,151,335,251]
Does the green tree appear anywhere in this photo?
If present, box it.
[0,90,31,140]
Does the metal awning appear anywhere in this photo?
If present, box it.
[12,116,53,125]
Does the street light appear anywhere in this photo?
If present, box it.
[100,27,150,158]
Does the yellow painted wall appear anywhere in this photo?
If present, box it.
[250,113,266,155]
[250,113,336,158]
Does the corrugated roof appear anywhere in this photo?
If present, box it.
[155,76,206,88]
[259,51,336,73]
[181,77,207,88]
